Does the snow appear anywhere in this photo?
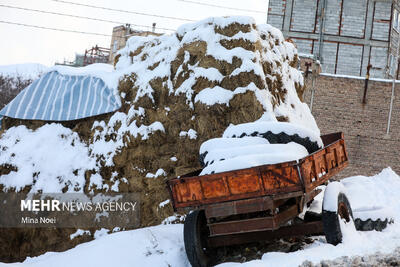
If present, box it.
[113,16,319,133]
[340,168,398,221]
[90,109,164,167]
[200,143,308,175]
[0,63,49,80]
[1,169,400,267]
[223,121,323,147]
[307,168,398,221]
[70,229,90,240]
[322,181,346,212]
[179,129,197,139]
[170,157,178,162]
[194,86,234,106]
[48,64,120,93]
[159,199,170,208]
[93,228,109,239]
[200,137,269,155]
[0,124,95,193]
[146,169,167,178]
[0,225,187,267]
[203,142,307,167]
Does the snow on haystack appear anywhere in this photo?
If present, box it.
[0,16,321,260]
[0,124,95,192]
[115,16,319,133]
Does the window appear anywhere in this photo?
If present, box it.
[112,40,118,53]
[389,54,397,76]
[394,10,400,31]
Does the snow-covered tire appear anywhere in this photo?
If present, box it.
[322,184,354,245]
[222,121,323,154]
[354,218,390,231]
[184,210,210,267]
[198,137,269,167]
[235,131,320,154]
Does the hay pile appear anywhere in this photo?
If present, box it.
[0,16,319,261]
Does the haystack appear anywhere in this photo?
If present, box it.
[0,16,318,261]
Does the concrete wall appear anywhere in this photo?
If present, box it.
[268,0,393,78]
[303,74,400,178]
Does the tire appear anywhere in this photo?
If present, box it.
[184,210,210,267]
[239,131,321,154]
[322,192,354,245]
[354,218,390,231]
[304,211,322,222]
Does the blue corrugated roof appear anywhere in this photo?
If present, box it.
[0,71,120,121]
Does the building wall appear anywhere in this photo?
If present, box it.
[268,0,394,78]
[303,74,400,178]
[109,25,162,64]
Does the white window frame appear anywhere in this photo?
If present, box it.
[112,40,118,53]
[394,10,399,32]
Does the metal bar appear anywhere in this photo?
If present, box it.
[363,64,372,104]
[387,33,399,134]
[208,221,324,248]
[204,196,274,218]
[208,205,299,236]
[203,191,304,219]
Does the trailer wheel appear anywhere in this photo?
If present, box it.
[322,192,354,245]
[184,210,210,267]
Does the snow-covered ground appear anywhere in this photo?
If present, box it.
[0,63,49,80]
[1,168,400,267]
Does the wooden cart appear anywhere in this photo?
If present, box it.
[167,132,350,267]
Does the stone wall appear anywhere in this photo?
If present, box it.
[303,74,400,178]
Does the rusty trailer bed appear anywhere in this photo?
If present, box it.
[167,132,348,212]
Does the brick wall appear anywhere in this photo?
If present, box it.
[268,0,392,78]
[303,74,400,178]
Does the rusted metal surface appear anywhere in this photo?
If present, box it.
[208,205,299,236]
[167,132,348,211]
[300,132,348,193]
[168,161,302,210]
[204,191,303,219]
[305,188,322,204]
[207,221,324,248]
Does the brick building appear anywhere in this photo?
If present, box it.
[109,24,162,63]
[268,0,400,78]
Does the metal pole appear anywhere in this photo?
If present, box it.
[311,0,326,113]
[362,64,372,104]
[317,0,327,61]
[310,60,320,112]
[386,36,400,135]
[310,62,316,112]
